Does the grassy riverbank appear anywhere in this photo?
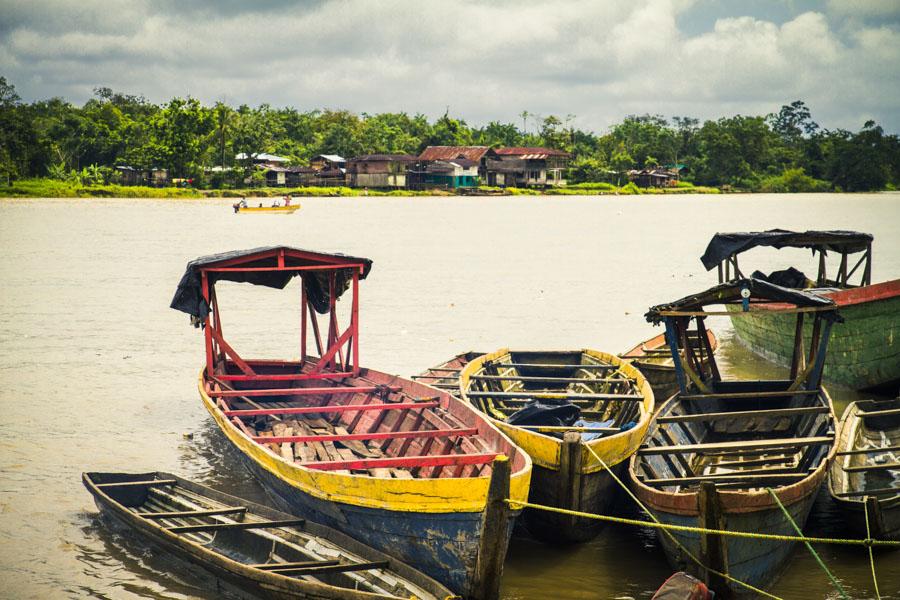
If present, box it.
[0,178,722,199]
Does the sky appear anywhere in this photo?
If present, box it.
[1,0,899,134]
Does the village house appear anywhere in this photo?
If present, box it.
[115,165,169,186]
[628,167,679,188]
[346,154,417,188]
[309,154,346,171]
[408,146,497,189]
[485,147,571,187]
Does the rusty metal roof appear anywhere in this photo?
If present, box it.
[418,146,492,162]
[348,154,418,162]
[493,147,571,159]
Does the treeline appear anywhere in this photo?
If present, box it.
[1,76,898,192]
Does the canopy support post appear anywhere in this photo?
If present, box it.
[665,317,688,395]
[789,312,805,380]
[201,273,214,376]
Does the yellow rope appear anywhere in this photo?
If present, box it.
[864,500,882,600]
[580,445,783,599]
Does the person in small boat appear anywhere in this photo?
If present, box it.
[272,198,281,207]
[240,197,247,208]
[284,195,291,206]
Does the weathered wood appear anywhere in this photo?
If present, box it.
[261,560,390,575]
[858,408,900,418]
[834,487,899,498]
[638,435,834,455]
[843,462,900,473]
[698,482,729,593]
[137,507,247,519]
[679,389,820,401]
[835,444,900,456]
[473,456,511,600]
[209,385,401,398]
[490,362,617,370]
[642,472,807,487]
[470,375,624,384]
[466,390,643,401]
[166,519,305,533]
[558,432,583,530]
[225,401,438,418]
[251,559,340,570]
[96,479,177,488]
[304,453,499,472]
[517,425,620,433]
[865,496,886,539]
[254,427,478,445]
[657,405,830,424]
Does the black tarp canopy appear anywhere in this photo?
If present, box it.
[700,229,873,271]
[645,278,840,324]
[170,246,373,320]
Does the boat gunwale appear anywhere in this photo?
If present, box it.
[200,368,533,513]
[629,386,837,516]
[458,348,655,474]
[82,470,456,600]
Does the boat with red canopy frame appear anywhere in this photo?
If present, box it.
[170,246,532,600]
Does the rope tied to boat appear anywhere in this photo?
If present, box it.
[863,500,882,600]
[765,487,849,600]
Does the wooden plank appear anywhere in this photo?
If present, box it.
[137,507,247,519]
[680,389,820,401]
[858,408,900,418]
[657,405,830,424]
[225,401,438,418]
[209,385,401,398]
[517,425,620,433]
[834,487,899,498]
[490,362,617,370]
[166,519,305,533]
[642,473,807,486]
[836,444,900,457]
[843,462,900,473]
[638,436,834,456]
[251,560,340,570]
[261,560,389,575]
[391,469,413,479]
[305,453,499,472]
[470,375,625,384]
[466,391,643,401]
[96,479,176,488]
[254,428,479,445]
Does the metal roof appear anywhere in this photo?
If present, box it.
[493,147,570,159]
[418,146,492,162]
[234,152,288,162]
[314,154,346,163]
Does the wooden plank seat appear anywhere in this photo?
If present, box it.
[466,391,643,401]
[253,427,479,445]
[858,408,900,418]
[208,385,402,398]
[638,435,834,455]
[836,444,900,456]
[304,453,499,472]
[657,405,830,424]
[166,519,306,533]
[834,487,900,498]
[470,375,627,384]
[96,479,177,488]
[489,362,617,370]
[260,561,390,575]
[224,401,439,418]
[137,507,247,519]
[679,389,821,401]
[251,560,340,570]
[641,472,808,487]
[843,462,900,473]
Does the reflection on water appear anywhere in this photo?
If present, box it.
[1,194,898,599]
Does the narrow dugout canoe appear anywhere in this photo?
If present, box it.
[83,471,456,600]
[459,349,654,542]
[630,279,841,595]
[619,330,718,402]
[701,229,900,391]
[170,247,531,599]
[828,399,900,541]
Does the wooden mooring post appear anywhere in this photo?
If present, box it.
[559,431,583,530]
[698,482,730,597]
[473,455,512,600]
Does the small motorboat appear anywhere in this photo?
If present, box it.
[83,471,456,599]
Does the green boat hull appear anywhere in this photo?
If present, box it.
[728,287,900,391]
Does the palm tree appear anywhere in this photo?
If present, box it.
[519,110,529,136]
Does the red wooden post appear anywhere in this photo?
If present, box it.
[300,277,307,363]
[201,271,214,376]
[352,269,359,376]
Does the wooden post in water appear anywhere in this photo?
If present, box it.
[559,431,583,530]
[473,455,512,600]
[865,496,885,540]
[698,482,730,597]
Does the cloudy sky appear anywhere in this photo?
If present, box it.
[1,0,898,133]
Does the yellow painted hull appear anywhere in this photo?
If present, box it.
[236,204,300,213]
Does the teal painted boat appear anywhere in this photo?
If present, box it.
[701,229,900,392]
[629,279,840,596]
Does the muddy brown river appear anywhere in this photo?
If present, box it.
[1,193,898,599]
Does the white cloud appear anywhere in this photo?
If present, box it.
[0,0,897,132]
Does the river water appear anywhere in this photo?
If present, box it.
[1,193,898,599]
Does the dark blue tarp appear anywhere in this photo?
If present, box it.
[701,229,872,271]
